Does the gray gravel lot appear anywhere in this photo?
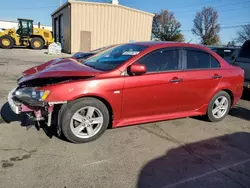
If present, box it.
[0,49,250,188]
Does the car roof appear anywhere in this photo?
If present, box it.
[242,40,250,47]
[131,41,211,51]
[132,41,184,46]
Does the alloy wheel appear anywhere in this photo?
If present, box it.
[212,96,229,119]
[70,106,104,138]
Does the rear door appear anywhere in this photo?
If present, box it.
[178,48,222,112]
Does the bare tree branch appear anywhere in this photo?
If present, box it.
[192,7,220,45]
[236,24,250,44]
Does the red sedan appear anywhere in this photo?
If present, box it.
[8,42,244,143]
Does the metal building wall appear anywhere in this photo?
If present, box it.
[70,1,154,53]
[52,4,71,53]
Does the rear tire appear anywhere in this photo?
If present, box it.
[61,98,110,143]
[0,35,14,49]
[207,91,231,122]
[30,37,44,50]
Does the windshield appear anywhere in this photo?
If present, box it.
[72,52,93,59]
[90,45,115,53]
[84,44,147,71]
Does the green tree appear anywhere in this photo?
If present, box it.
[152,10,184,42]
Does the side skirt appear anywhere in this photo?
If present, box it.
[112,105,208,128]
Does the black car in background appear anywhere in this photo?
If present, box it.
[232,40,250,89]
[71,44,117,62]
[208,46,240,63]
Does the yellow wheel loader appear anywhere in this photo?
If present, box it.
[0,18,54,50]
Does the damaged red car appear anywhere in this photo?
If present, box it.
[8,42,244,143]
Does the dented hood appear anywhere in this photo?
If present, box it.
[18,58,101,84]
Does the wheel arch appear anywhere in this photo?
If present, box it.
[29,35,45,43]
[0,35,15,44]
[203,87,235,114]
[209,88,234,106]
[222,89,234,106]
[56,95,114,138]
[29,35,47,46]
[29,36,46,50]
[70,95,114,128]
[206,88,234,122]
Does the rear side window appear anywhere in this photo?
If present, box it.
[211,56,220,68]
[185,50,220,69]
[239,41,250,58]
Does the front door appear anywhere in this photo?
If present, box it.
[122,48,184,119]
[178,48,222,112]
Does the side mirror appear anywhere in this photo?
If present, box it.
[128,63,146,76]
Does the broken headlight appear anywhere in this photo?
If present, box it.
[15,88,50,101]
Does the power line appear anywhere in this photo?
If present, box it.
[220,24,250,29]
[218,5,250,12]
[220,20,250,25]
[164,0,250,15]
[175,5,250,17]
[167,0,218,10]
[215,0,250,8]
[171,0,250,17]
[182,23,250,32]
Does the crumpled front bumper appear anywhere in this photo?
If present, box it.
[8,87,48,116]
[13,95,47,108]
[7,87,66,127]
[8,88,20,114]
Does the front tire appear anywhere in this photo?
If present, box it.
[207,91,231,122]
[61,98,110,143]
[30,37,44,50]
[0,35,14,49]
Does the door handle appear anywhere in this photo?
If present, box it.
[212,75,222,79]
[169,78,183,83]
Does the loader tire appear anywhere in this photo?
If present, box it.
[0,35,14,49]
[30,37,44,50]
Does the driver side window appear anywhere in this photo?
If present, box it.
[139,49,181,73]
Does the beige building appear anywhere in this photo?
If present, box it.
[51,0,154,53]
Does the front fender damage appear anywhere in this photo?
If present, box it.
[13,76,92,127]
